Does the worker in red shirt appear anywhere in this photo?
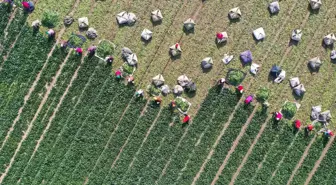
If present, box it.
[294,120,301,129]
[22,1,30,9]
[153,96,162,105]
[237,85,244,94]
[306,124,313,132]
[183,114,190,123]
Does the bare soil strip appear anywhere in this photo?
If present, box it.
[126,108,163,170]
[0,51,72,184]
[210,105,259,185]
[191,97,243,185]
[2,8,18,40]
[22,55,83,172]
[0,0,80,149]
[286,135,317,185]
[304,136,335,185]
[229,116,271,185]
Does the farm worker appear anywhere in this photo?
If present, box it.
[216,32,224,40]
[135,89,144,98]
[22,1,29,9]
[218,78,226,86]
[105,56,114,63]
[183,114,190,123]
[127,75,134,84]
[325,130,334,137]
[46,29,55,38]
[294,120,301,129]
[153,96,162,105]
[307,124,314,132]
[60,41,68,49]
[75,47,83,55]
[244,95,253,104]
[170,100,176,109]
[275,111,283,121]
[237,85,244,94]
[87,45,97,55]
[115,70,122,79]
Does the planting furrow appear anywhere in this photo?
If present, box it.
[304,136,336,185]
[101,105,161,184]
[309,137,336,185]
[82,98,147,185]
[119,108,176,185]
[193,104,254,185]
[27,57,101,184]
[48,73,118,184]
[123,88,225,185]
[212,108,268,185]
[285,135,317,185]
[1,50,80,184]
[0,4,12,36]
[232,119,287,185]
[268,133,317,185]
[174,123,210,184]
[31,59,110,184]
[210,105,260,185]
[123,108,163,174]
[0,50,73,183]
[154,89,238,185]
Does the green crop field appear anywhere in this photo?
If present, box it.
[0,0,335,184]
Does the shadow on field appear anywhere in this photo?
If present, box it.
[307,4,320,15]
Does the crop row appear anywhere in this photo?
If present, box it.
[233,119,287,184]
[0,10,28,60]
[0,27,53,171]
[9,55,102,184]
[195,104,254,185]
[29,58,132,184]
[289,136,327,185]
[99,105,161,184]
[215,108,268,185]
[154,89,239,185]
[251,121,296,185]
[310,138,336,184]
[0,4,11,35]
[268,130,315,185]
[1,48,77,184]
[118,107,179,185]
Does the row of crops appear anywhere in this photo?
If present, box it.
[0,3,335,185]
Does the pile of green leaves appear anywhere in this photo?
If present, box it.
[122,63,134,75]
[256,87,270,102]
[41,10,59,28]
[68,34,85,48]
[146,84,161,96]
[175,98,190,112]
[97,40,115,58]
[282,102,297,119]
[228,70,244,86]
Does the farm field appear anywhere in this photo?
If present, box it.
[0,0,335,184]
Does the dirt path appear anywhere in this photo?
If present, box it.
[126,108,163,170]
[22,54,82,173]
[304,136,335,185]
[229,115,271,185]
[154,100,203,185]
[109,100,150,170]
[286,135,317,185]
[3,8,18,40]
[0,0,80,150]
[84,96,135,183]
[191,96,243,185]
[210,105,259,185]
[0,50,72,184]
